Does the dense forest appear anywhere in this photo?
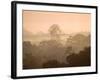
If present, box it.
[23,24,91,69]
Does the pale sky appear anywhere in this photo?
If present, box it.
[23,10,91,34]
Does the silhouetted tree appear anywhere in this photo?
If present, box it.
[67,47,91,67]
[48,24,61,40]
[23,41,41,69]
[66,34,90,53]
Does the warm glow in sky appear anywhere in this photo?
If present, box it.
[23,10,91,34]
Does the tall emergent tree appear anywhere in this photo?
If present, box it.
[48,24,61,40]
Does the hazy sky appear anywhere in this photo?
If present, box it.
[23,10,91,34]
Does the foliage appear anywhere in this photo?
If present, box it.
[23,32,91,69]
[43,60,67,68]
[48,24,61,40]
[67,47,91,67]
